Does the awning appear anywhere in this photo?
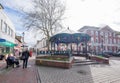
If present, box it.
[0,38,6,42]
[0,38,16,47]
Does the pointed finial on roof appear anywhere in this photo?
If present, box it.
[67,27,69,30]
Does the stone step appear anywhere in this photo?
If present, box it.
[73,61,99,66]
[74,60,93,63]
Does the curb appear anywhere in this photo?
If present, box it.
[35,66,41,83]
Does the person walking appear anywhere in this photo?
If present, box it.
[29,49,33,57]
[21,48,30,69]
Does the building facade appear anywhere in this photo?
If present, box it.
[14,36,23,51]
[34,38,47,53]
[78,25,120,54]
[0,4,15,54]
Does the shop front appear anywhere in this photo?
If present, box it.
[0,38,16,54]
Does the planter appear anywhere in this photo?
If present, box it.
[90,56,109,64]
[36,55,74,69]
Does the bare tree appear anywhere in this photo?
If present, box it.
[23,0,65,50]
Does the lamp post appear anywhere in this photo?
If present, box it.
[91,37,94,55]
[22,32,25,49]
[88,43,91,53]
[77,37,80,54]
[101,36,104,56]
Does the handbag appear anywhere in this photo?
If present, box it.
[20,55,26,60]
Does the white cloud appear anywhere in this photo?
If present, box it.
[0,0,37,45]
[1,0,120,46]
[0,0,33,11]
[64,0,120,31]
[24,29,44,45]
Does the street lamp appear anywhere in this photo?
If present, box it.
[88,43,91,52]
[101,36,104,56]
[77,37,80,54]
[91,37,94,55]
[22,32,25,48]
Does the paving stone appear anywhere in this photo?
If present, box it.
[0,56,38,83]
[37,57,120,83]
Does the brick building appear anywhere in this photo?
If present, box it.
[78,25,120,54]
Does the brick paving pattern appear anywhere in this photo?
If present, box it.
[1,55,120,83]
[38,57,120,83]
[0,60,6,71]
[0,56,38,83]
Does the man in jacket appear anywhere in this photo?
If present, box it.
[22,48,30,69]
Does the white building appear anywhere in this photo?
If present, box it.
[34,38,47,50]
[0,4,15,53]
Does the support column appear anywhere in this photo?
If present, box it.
[77,43,78,54]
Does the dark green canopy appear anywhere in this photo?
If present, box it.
[0,38,16,47]
[50,33,91,44]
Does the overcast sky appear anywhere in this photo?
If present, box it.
[64,0,120,31]
[1,0,120,46]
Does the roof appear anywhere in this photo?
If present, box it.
[99,25,114,32]
[54,27,78,35]
[116,32,120,35]
[50,32,91,44]
[15,36,22,43]
[78,26,100,32]
[78,25,116,33]
[0,4,4,9]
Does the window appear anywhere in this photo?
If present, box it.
[96,37,98,43]
[91,30,94,36]
[113,33,115,37]
[9,29,11,36]
[109,33,112,36]
[9,29,13,37]
[100,31,104,36]
[110,38,111,44]
[9,27,11,35]
[89,30,91,34]
[7,26,10,35]
[91,37,94,43]
[105,38,108,44]
[5,23,7,33]
[2,22,7,33]
[95,31,98,36]
[114,38,116,44]
[105,32,108,37]
[110,38,112,44]
[1,20,3,31]
[0,19,2,30]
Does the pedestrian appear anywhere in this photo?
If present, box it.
[21,48,30,69]
[29,49,33,57]
[6,53,20,68]
[14,49,20,63]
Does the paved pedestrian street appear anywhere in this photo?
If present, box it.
[38,57,120,83]
[0,56,38,83]
[1,56,120,83]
